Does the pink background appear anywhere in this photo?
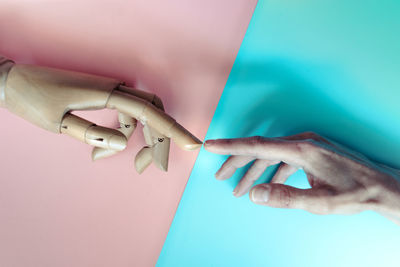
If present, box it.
[0,0,257,266]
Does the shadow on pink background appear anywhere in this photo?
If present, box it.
[0,1,256,266]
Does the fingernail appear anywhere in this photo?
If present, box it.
[109,135,127,151]
[215,168,232,180]
[250,186,270,204]
[204,140,215,146]
[233,186,239,197]
[214,168,225,180]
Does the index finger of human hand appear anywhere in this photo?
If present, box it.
[204,136,305,166]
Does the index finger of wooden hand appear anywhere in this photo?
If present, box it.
[106,90,202,151]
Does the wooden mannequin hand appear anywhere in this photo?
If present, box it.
[204,132,400,225]
[1,63,202,173]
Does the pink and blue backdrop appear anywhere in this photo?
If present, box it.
[0,1,257,266]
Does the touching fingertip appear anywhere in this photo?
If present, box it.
[182,143,203,151]
[204,139,216,146]
[169,123,202,151]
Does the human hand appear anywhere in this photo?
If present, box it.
[204,132,400,224]
[1,63,202,173]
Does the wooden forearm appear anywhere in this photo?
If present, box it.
[2,64,121,133]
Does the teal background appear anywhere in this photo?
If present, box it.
[158,1,400,266]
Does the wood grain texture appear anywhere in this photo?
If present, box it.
[4,64,120,132]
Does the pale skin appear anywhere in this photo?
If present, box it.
[204,132,400,225]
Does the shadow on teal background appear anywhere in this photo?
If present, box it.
[158,1,400,266]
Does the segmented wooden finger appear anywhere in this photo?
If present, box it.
[61,113,127,151]
[91,112,137,161]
